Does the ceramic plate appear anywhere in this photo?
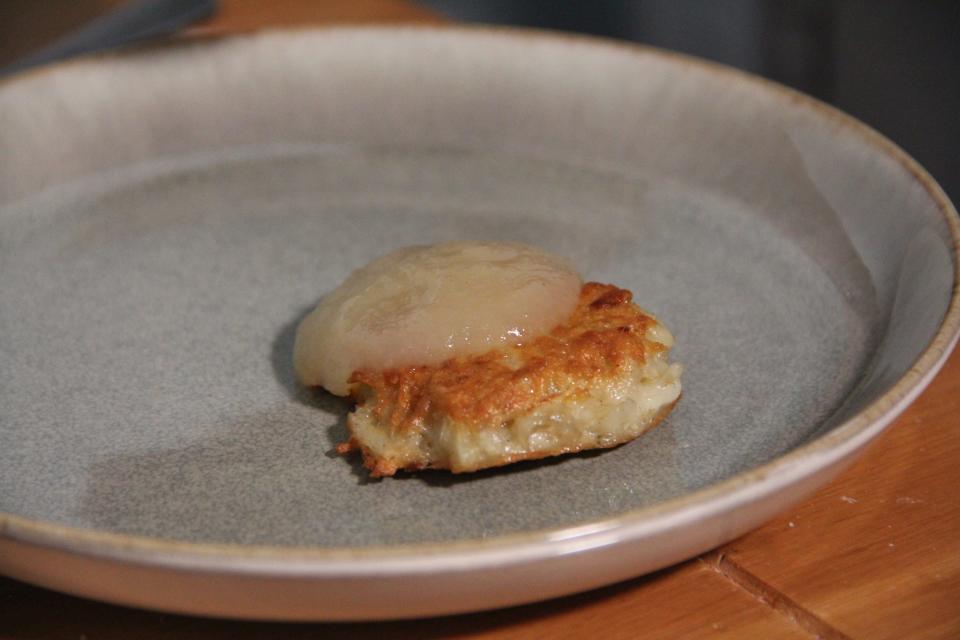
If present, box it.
[0,27,957,621]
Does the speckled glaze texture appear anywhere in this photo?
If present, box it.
[0,27,957,620]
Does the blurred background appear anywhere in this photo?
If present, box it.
[421,0,959,203]
[2,0,957,202]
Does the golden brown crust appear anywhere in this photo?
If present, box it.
[348,395,680,478]
[348,283,664,434]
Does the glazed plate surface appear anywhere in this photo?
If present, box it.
[0,27,957,620]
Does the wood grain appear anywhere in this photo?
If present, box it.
[714,350,960,639]
[0,563,808,639]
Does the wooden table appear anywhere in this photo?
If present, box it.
[2,2,958,638]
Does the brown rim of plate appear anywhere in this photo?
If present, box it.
[1,24,958,568]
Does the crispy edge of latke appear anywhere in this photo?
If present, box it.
[347,283,663,433]
[333,282,679,477]
[340,395,680,478]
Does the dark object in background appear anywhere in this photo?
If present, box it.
[0,0,216,76]
[0,1,121,67]
[1,1,956,202]
[423,0,960,204]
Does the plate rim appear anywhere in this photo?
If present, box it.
[1,23,958,576]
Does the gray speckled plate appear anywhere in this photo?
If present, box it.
[0,27,958,621]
